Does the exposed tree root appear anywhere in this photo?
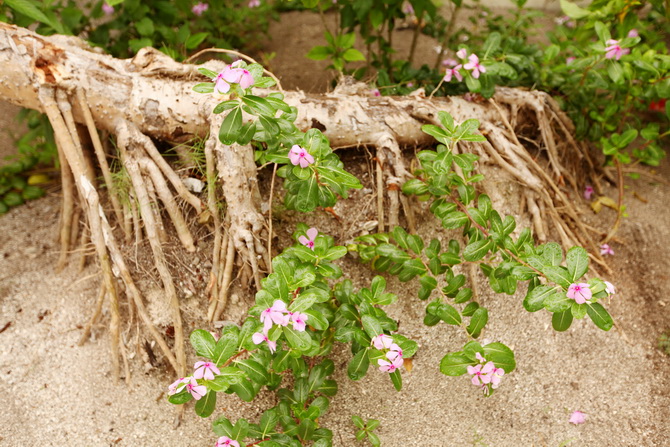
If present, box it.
[0,23,616,378]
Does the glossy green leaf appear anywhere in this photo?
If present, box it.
[348,349,370,380]
[552,309,573,331]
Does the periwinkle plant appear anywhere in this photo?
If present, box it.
[168,67,617,446]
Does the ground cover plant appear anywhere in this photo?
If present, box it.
[0,0,667,445]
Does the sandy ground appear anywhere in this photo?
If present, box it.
[1,6,670,447]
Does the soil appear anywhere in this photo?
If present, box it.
[1,7,670,447]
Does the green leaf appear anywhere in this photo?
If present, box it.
[389,369,402,391]
[213,332,239,366]
[194,389,216,418]
[306,46,331,60]
[167,390,192,405]
[523,285,555,312]
[185,32,208,50]
[237,359,270,385]
[586,302,613,331]
[236,121,256,145]
[542,266,572,289]
[135,17,154,37]
[437,303,462,326]
[242,95,276,117]
[260,408,279,437]
[607,61,624,84]
[303,309,329,330]
[348,349,370,380]
[552,309,573,331]
[361,315,383,339]
[5,0,67,33]
[483,342,516,373]
[213,100,240,114]
[467,307,488,338]
[560,0,590,19]
[439,353,472,376]
[342,48,366,62]
[190,329,216,358]
[571,302,587,319]
[462,302,479,316]
[283,326,312,351]
[192,83,214,93]
[368,432,381,447]
[463,239,492,262]
[566,246,589,281]
[544,291,572,313]
[219,107,243,145]
[352,415,365,429]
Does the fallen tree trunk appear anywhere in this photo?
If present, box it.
[0,22,607,380]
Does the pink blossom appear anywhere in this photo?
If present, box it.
[288,145,315,168]
[489,365,505,389]
[298,227,318,250]
[604,281,616,295]
[193,361,221,380]
[289,311,309,332]
[569,410,587,425]
[566,56,576,65]
[456,48,468,59]
[443,65,463,83]
[442,58,458,67]
[378,356,403,373]
[555,16,574,28]
[463,54,486,79]
[475,352,486,363]
[627,29,639,38]
[185,377,208,400]
[605,39,629,60]
[248,0,261,7]
[216,436,241,447]
[583,185,594,200]
[167,377,189,395]
[212,64,254,94]
[402,1,414,15]
[252,331,277,353]
[191,2,209,15]
[600,243,614,256]
[386,343,403,360]
[371,334,394,350]
[260,300,290,331]
[407,82,414,88]
[467,361,494,386]
[371,88,381,97]
[567,283,592,304]
[102,3,114,15]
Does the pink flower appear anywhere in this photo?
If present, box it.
[216,436,241,447]
[467,361,494,386]
[489,365,505,389]
[212,63,254,94]
[604,281,616,295]
[463,54,486,79]
[475,352,486,363]
[566,56,576,65]
[371,88,381,97]
[167,377,189,395]
[605,39,630,60]
[443,65,463,83]
[260,300,290,331]
[584,185,594,200]
[252,331,277,353]
[289,311,309,332]
[102,3,114,15]
[289,145,315,168]
[456,48,468,59]
[193,361,221,380]
[407,82,414,88]
[185,377,208,400]
[567,283,592,304]
[569,410,587,425]
[191,2,209,15]
[442,58,458,67]
[627,29,638,38]
[248,0,261,7]
[371,334,394,350]
[600,244,614,256]
[298,227,318,250]
[402,1,414,15]
[386,343,403,360]
[378,356,403,373]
